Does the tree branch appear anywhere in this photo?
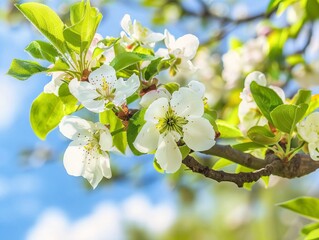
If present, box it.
[182,155,279,187]
[180,144,319,186]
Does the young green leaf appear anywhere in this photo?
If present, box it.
[127,109,146,155]
[302,223,319,236]
[99,110,127,154]
[15,2,66,54]
[213,158,234,170]
[216,119,243,138]
[247,126,281,145]
[270,103,308,133]
[25,40,59,63]
[63,0,102,53]
[278,196,319,221]
[30,93,65,140]
[293,89,312,105]
[7,59,47,80]
[58,83,78,115]
[250,81,284,124]
[110,52,156,71]
[163,82,180,94]
[232,142,265,151]
[305,228,319,240]
[143,57,163,80]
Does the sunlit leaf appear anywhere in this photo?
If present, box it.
[7,59,47,80]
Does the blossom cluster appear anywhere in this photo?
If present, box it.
[41,14,215,188]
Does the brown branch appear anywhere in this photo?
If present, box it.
[180,144,319,186]
[182,155,279,187]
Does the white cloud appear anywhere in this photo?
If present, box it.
[26,195,177,240]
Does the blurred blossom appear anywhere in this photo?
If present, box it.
[222,36,268,89]
[208,2,229,17]
[232,4,249,20]
[292,61,319,88]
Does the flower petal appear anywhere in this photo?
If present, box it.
[133,122,160,153]
[309,142,319,160]
[164,29,175,49]
[69,79,99,102]
[113,74,140,105]
[171,88,204,117]
[81,99,106,113]
[63,140,87,176]
[89,64,117,89]
[140,88,171,108]
[121,14,133,35]
[174,34,199,60]
[144,97,169,123]
[244,71,267,89]
[59,116,92,140]
[99,130,113,151]
[99,151,112,179]
[183,117,216,151]
[155,133,182,173]
[188,80,205,98]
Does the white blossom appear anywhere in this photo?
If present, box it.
[120,14,164,48]
[44,71,67,96]
[134,82,215,173]
[297,112,319,160]
[292,62,319,88]
[59,116,113,188]
[156,30,199,72]
[69,64,140,113]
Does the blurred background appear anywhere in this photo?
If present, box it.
[1,0,319,239]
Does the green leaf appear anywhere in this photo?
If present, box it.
[163,82,180,94]
[286,54,305,66]
[247,126,281,145]
[153,159,164,173]
[267,0,283,12]
[213,158,234,170]
[236,165,254,190]
[267,29,289,59]
[7,59,47,80]
[250,81,284,124]
[110,52,156,71]
[58,83,78,115]
[293,89,311,105]
[143,57,163,80]
[307,94,319,116]
[179,145,190,160]
[278,196,319,221]
[302,223,319,236]
[15,3,66,53]
[303,0,319,20]
[270,103,308,133]
[47,58,70,72]
[306,228,319,240]
[99,110,127,154]
[127,109,146,155]
[216,119,243,138]
[63,0,102,53]
[232,142,265,151]
[25,40,59,63]
[30,93,65,140]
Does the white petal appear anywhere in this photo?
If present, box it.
[113,74,140,105]
[309,142,319,160]
[99,130,113,151]
[69,79,99,102]
[183,117,216,151]
[155,133,182,173]
[89,64,117,89]
[155,48,169,58]
[144,97,169,123]
[174,34,199,60]
[188,80,205,98]
[164,29,175,49]
[269,85,285,102]
[81,99,106,113]
[59,116,92,140]
[121,14,133,35]
[63,140,87,176]
[133,122,160,153]
[140,88,171,108]
[171,88,204,117]
[99,151,112,179]
[244,71,267,89]
[143,32,165,44]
